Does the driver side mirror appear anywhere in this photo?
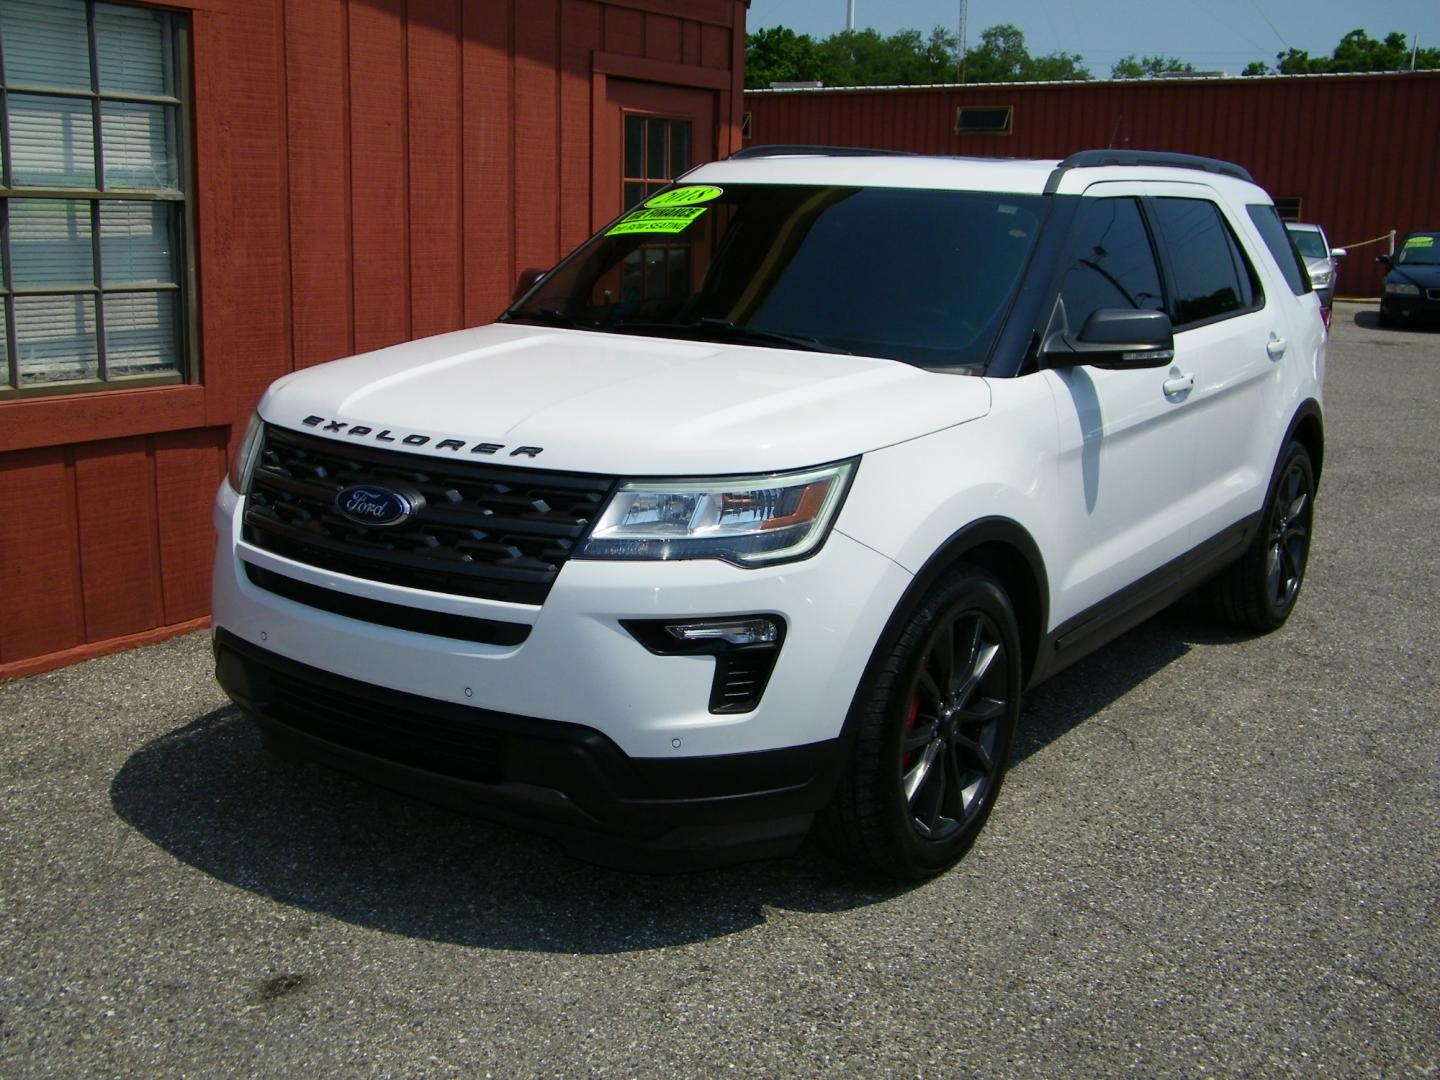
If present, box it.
[513,267,547,301]
[1377,253,1393,266]
[1042,308,1176,370]
[1330,247,1347,258]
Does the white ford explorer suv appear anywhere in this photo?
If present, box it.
[214,148,1326,879]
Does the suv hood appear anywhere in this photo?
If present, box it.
[259,324,992,475]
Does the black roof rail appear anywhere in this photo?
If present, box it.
[1044,149,1254,193]
[728,144,915,160]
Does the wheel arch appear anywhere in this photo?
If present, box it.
[1286,398,1325,486]
[844,517,1050,743]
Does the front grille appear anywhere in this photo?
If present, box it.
[243,563,531,645]
[265,666,506,784]
[243,427,614,604]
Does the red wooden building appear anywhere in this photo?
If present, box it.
[0,0,747,679]
[745,71,1440,299]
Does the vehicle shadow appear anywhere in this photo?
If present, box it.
[1351,309,1384,329]
[109,608,1247,954]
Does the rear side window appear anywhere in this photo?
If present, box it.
[1151,197,1261,327]
[1056,197,1164,333]
[1248,204,1312,295]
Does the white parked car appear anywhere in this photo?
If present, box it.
[214,148,1327,879]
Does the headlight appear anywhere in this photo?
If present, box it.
[1309,269,1333,287]
[1385,282,1421,296]
[227,412,265,493]
[579,460,856,565]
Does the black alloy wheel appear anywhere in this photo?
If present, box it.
[1211,440,1316,632]
[1265,456,1312,611]
[900,608,1009,843]
[821,566,1021,879]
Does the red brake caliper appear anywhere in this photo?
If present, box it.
[902,693,921,771]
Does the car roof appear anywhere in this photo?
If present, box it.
[686,152,1267,200]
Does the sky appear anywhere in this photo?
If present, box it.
[746,0,1440,78]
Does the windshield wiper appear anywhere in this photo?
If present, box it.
[503,306,583,328]
[611,317,852,354]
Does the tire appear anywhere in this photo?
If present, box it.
[1211,441,1316,632]
[1377,308,1394,328]
[821,566,1022,879]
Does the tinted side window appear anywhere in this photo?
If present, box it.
[1056,197,1164,333]
[1151,197,1258,327]
[1247,203,1311,295]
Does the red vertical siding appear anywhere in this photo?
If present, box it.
[152,429,227,626]
[349,0,410,350]
[0,0,749,679]
[0,448,85,665]
[286,0,354,367]
[745,72,1440,298]
[73,438,165,643]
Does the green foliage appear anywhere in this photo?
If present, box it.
[1111,54,1196,79]
[744,22,1091,88]
[745,26,827,89]
[1247,29,1440,75]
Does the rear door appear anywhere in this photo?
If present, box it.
[1143,186,1278,548]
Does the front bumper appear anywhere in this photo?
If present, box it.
[215,630,844,870]
[1380,292,1440,324]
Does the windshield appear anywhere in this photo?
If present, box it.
[504,184,1047,369]
[1396,233,1440,266]
[1287,229,1328,259]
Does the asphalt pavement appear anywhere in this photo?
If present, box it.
[2,302,1437,1078]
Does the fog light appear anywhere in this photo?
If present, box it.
[623,615,787,714]
[665,618,779,646]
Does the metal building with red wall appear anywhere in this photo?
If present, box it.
[745,71,1440,299]
[0,0,747,679]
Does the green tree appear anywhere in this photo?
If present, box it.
[960,24,1091,83]
[1241,60,1271,76]
[745,25,827,89]
[745,22,1090,88]
[1251,29,1440,75]
[1111,54,1196,79]
[817,26,960,86]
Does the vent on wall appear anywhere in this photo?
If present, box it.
[955,106,1013,135]
[1274,195,1303,221]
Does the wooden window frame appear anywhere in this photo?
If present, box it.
[1272,195,1302,222]
[954,105,1014,136]
[0,2,198,402]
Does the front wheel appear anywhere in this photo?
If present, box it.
[821,567,1022,879]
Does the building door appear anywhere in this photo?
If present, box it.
[594,79,716,305]
[594,79,716,224]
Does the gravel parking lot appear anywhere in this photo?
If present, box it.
[2,302,1437,1078]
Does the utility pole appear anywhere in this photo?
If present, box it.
[958,0,968,82]
[847,0,855,32]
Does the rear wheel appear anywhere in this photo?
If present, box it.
[1211,441,1316,632]
[822,567,1021,879]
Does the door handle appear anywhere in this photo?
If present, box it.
[1266,335,1287,359]
[1163,373,1194,397]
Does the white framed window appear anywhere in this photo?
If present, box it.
[0,0,194,398]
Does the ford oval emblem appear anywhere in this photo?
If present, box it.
[334,484,422,528]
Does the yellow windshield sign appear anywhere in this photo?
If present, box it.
[606,206,708,235]
[645,186,723,208]
[1404,235,1434,248]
